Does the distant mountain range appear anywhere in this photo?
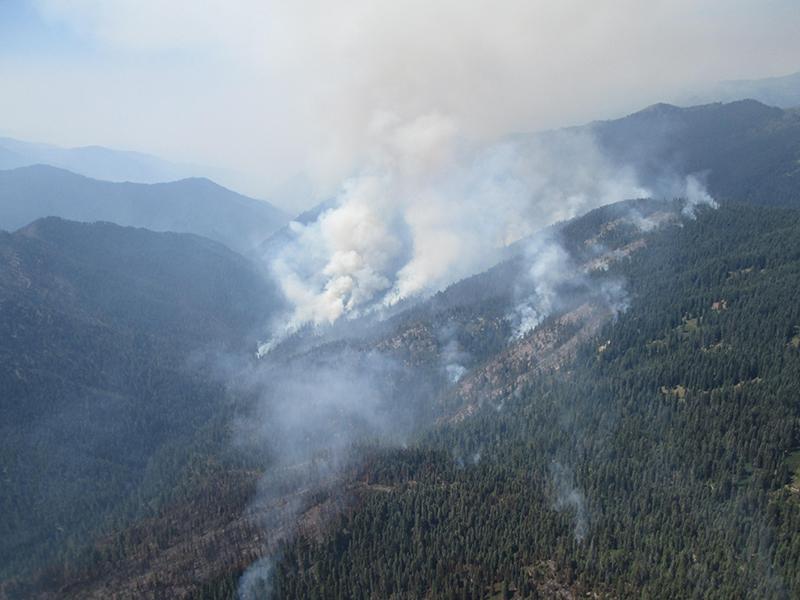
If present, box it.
[0,165,288,253]
[680,70,800,109]
[0,136,230,185]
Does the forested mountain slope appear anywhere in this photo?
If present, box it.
[586,99,800,208]
[2,196,682,599]
[267,205,800,599]
[0,165,288,253]
[4,100,800,600]
[17,196,800,600]
[0,218,279,593]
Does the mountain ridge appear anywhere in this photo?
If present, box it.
[0,164,289,253]
[0,136,228,185]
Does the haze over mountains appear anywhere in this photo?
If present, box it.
[681,69,800,110]
[0,136,227,185]
[0,165,288,254]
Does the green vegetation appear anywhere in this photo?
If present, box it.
[5,185,800,598]
[10,204,800,599]
[267,206,800,599]
[0,218,276,591]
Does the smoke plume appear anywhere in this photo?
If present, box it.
[262,123,651,350]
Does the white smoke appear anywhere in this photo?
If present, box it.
[453,445,483,469]
[550,460,588,543]
[262,120,651,349]
[682,173,719,218]
[230,347,429,594]
[238,351,412,466]
[440,324,470,383]
[238,556,275,600]
[506,175,716,341]
[507,237,573,340]
[445,363,467,384]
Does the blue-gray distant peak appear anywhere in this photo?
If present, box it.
[0,165,289,253]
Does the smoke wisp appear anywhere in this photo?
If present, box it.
[231,346,432,597]
[550,460,589,543]
[506,176,717,341]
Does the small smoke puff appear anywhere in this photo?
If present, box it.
[238,556,275,600]
[682,173,718,218]
[471,448,482,465]
[598,278,630,316]
[625,209,659,232]
[439,328,470,383]
[445,363,467,383]
[549,461,589,542]
[508,237,572,340]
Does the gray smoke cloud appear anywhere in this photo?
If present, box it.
[235,350,416,469]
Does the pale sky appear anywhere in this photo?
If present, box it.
[1,0,799,207]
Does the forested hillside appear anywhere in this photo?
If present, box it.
[590,100,800,209]
[0,218,279,595]
[0,196,681,599]
[4,101,800,600]
[11,199,799,600]
[266,205,800,599]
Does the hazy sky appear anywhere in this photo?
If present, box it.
[1,0,799,205]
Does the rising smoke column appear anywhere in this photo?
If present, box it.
[260,121,653,353]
